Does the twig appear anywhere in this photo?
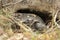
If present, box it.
[8,15,37,36]
[2,0,22,7]
[45,10,59,33]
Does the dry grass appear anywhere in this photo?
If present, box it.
[0,3,60,40]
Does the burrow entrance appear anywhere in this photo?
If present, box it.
[15,8,52,24]
[11,8,52,33]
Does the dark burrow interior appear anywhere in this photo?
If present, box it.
[15,8,52,24]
